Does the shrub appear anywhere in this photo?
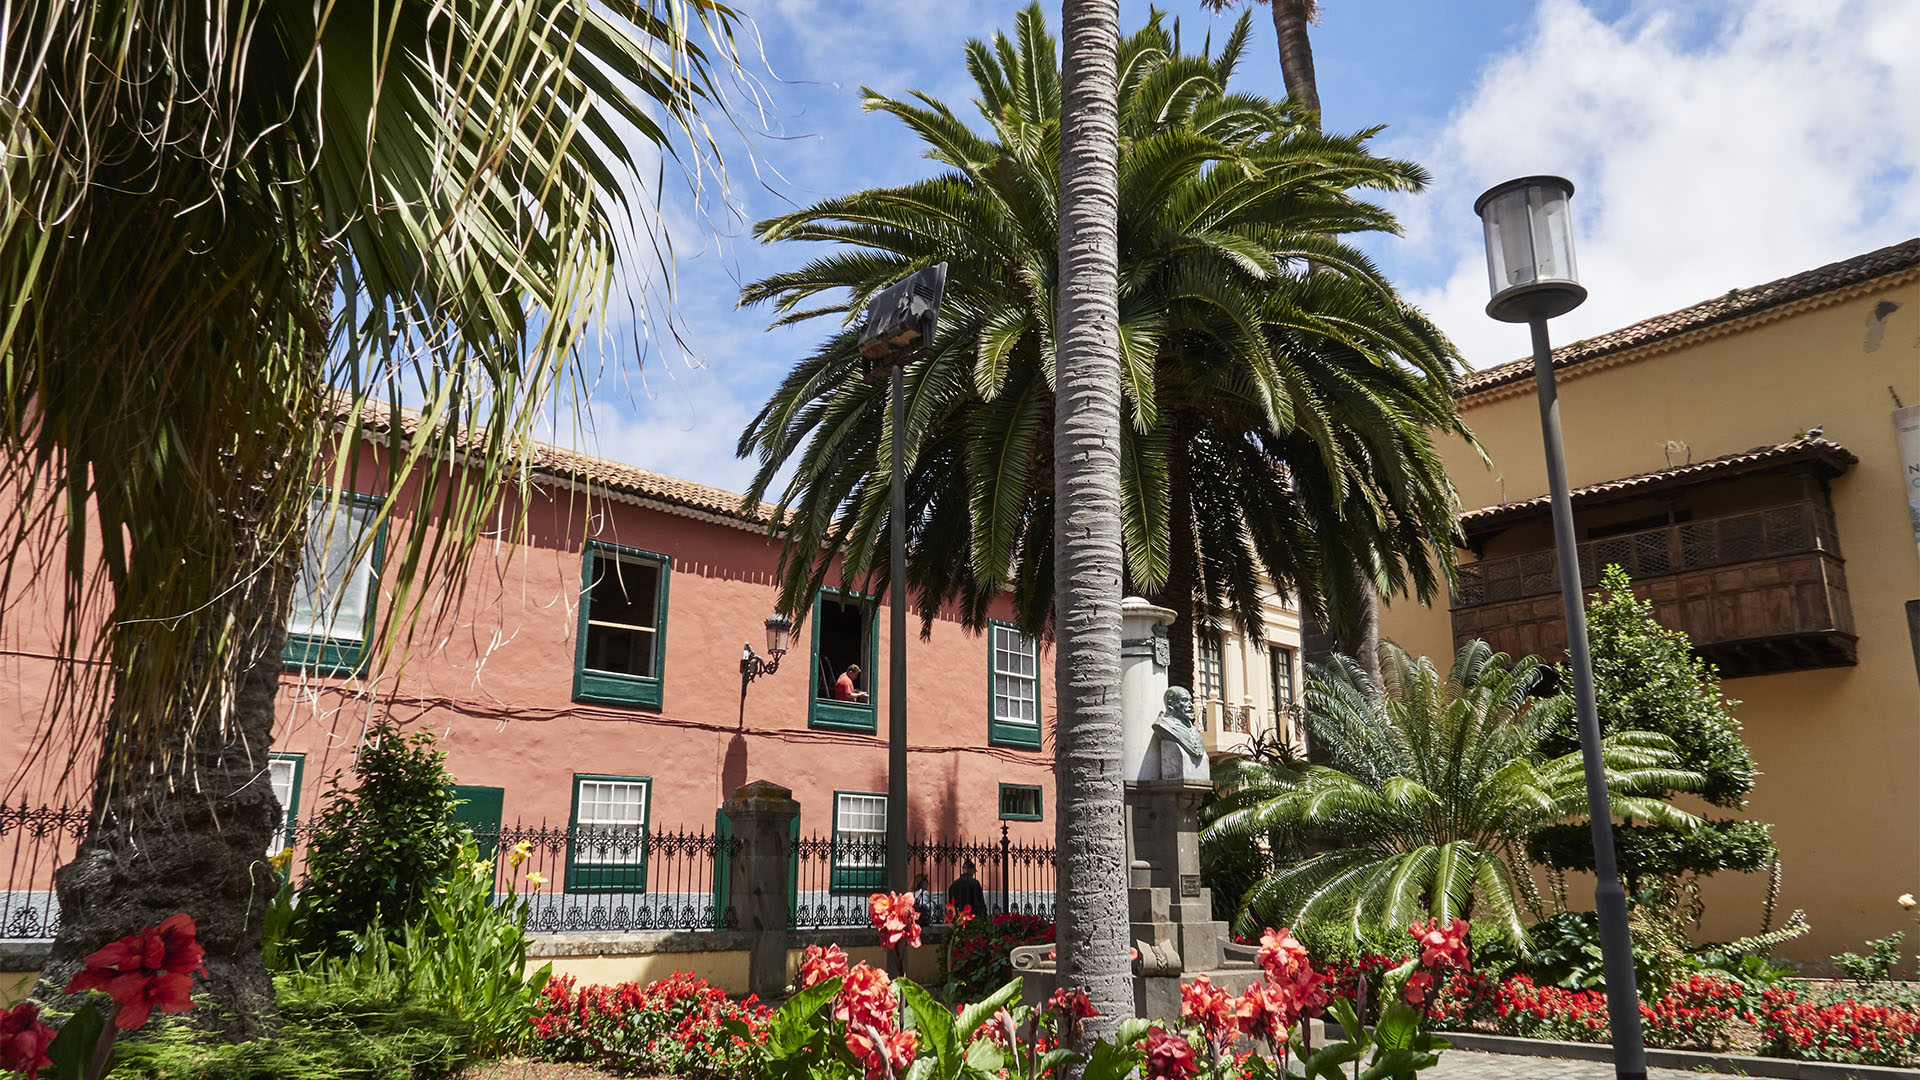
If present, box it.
[942,911,1053,999]
[1751,987,1920,1067]
[531,971,768,1079]
[1833,931,1906,984]
[296,720,467,953]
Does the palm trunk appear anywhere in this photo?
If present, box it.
[1054,0,1133,1037]
[1344,565,1381,690]
[1270,0,1321,119]
[40,534,294,1039]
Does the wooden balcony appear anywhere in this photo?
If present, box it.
[1450,502,1856,677]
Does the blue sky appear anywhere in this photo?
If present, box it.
[567,0,1920,493]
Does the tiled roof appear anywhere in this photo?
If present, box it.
[1457,238,1920,398]
[1458,435,1858,535]
[351,400,781,528]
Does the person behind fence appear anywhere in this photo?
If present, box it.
[947,858,986,918]
[911,873,933,927]
[833,663,868,703]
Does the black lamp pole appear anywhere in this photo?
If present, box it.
[857,264,948,895]
[1477,177,1645,1080]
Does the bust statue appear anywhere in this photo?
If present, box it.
[1150,686,1209,781]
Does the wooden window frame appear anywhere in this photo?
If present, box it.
[572,542,671,710]
[987,620,1042,749]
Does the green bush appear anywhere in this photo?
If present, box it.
[296,720,466,954]
[1833,932,1907,985]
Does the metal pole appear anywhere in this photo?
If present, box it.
[1528,316,1647,1080]
[887,364,910,892]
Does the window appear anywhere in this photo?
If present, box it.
[284,494,384,675]
[573,543,670,709]
[1270,646,1295,713]
[566,774,650,892]
[988,621,1041,749]
[810,591,876,732]
[266,753,303,857]
[1198,631,1225,705]
[831,791,887,891]
[998,784,1043,821]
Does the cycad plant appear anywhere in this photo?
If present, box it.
[1204,641,1704,946]
[736,3,1466,687]
[2,0,741,1025]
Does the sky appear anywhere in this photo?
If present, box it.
[563,0,1920,495]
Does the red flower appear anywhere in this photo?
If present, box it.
[798,943,850,989]
[834,963,898,1036]
[0,1002,55,1080]
[1402,970,1435,1006]
[1144,1025,1199,1080]
[1256,927,1311,986]
[1181,974,1236,1042]
[868,893,923,950]
[1234,979,1291,1045]
[64,913,208,1028]
[846,1023,918,1080]
[1408,918,1470,972]
[1047,986,1097,1022]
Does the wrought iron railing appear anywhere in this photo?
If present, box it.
[789,825,1057,930]
[1453,501,1840,608]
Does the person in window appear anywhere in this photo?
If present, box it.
[947,858,986,918]
[833,663,868,703]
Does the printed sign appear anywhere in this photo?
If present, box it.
[1897,405,1920,563]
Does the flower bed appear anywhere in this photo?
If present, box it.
[530,971,767,1079]
[1751,986,1920,1068]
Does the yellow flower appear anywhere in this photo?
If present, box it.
[525,871,548,888]
[472,860,493,878]
[267,849,293,873]
[509,840,533,869]
[1900,893,1916,909]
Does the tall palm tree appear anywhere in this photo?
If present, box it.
[1054,0,1134,1034]
[2,0,741,1029]
[1203,641,1704,946]
[735,6,1465,698]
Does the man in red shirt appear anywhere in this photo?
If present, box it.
[832,663,868,703]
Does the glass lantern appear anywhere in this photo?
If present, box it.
[764,613,793,658]
[1474,175,1587,323]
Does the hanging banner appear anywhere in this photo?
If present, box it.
[1897,404,1920,563]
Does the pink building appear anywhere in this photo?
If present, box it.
[0,430,1059,930]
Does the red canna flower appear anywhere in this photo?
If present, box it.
[1143,1025,1199,1080]
[846,1023,918,1080]
[834,963,898,1036]
[1234,979,1291,1045]
[64,913,208,1028]
[798,943,850,989]
[1181,974,1236,1042]
[868,893,922,950]
[0,1002,55,1080]
[1402,970,1435,1007]
[1256,927,1311,985]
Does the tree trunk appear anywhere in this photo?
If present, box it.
[1270,0,1322,120]
[1343,565,1382,691]
[1054,0,1133,1038]
[39,549,294,1039]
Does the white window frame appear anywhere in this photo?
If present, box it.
[573,777,649,867]
[288,495,380,645]
[832,791,887,890]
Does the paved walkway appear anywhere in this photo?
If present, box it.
[1425,1050,1723,1079]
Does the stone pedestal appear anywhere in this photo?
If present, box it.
[720,780,801,999]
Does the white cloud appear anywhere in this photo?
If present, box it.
[1380,0,1920,368]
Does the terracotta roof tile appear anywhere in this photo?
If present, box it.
[1459,435,1858,534]
[1457,238,1920,397]
[351,399,781,527]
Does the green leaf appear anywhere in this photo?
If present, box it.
[46,1002,110,1080]
[956,977,1022,1043]
[1356,1048,1440,1080]
[897,977,958,1073]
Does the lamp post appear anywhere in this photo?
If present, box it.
[1475,176,1646,1080]
[741,613,794,686]
[858,263,948,892]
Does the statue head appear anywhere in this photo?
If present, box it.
[1161,685,1194,723]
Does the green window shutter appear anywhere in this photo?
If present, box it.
[987,620,1042,749]
[713,809,732,929]
[997,783,1043,821]
[787,813,801,927]
[572,542,670,710]
[564,774,651,893]
[451,785,506,860]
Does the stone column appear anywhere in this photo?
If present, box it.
[721,780,800,999]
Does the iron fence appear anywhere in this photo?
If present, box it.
[789,824,1056,930]
[0,804,89,940]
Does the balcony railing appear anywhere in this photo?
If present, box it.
[1453,501,1840,609]
[1450,502,1854,677]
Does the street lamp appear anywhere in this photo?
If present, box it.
[1476,175,1647,1080]
[741,613,793,686]
[858,262,948,893]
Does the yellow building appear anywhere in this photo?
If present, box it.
[1379,238,1920,968]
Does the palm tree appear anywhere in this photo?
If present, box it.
[2,0,742,1029]
[735,5,1465,698]
[1054,0,1134,1034]
[1203,641,1704,947]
